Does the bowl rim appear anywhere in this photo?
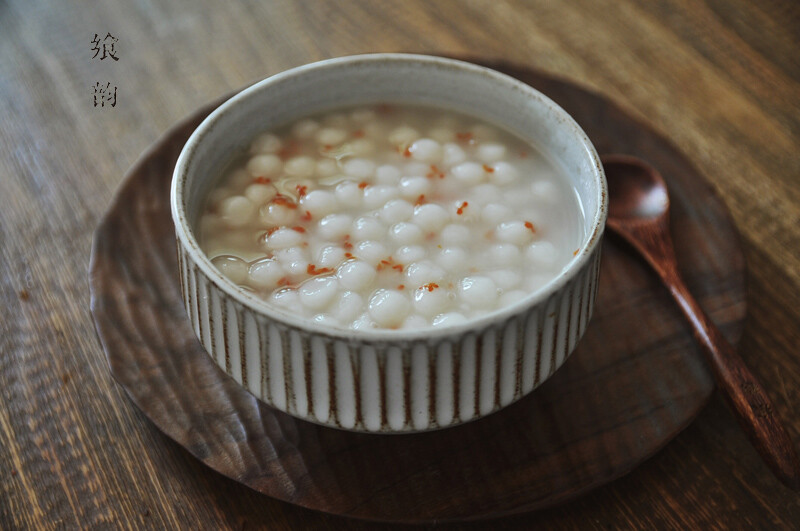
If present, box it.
[171,53,607,343]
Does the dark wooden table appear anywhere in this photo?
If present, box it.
[2,1,799,528]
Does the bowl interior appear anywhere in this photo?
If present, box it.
[173,54,606,339]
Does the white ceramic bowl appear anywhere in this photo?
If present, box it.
[171,54,606,433]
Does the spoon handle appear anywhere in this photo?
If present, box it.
[668,273,800,489]
[653,245,800,490]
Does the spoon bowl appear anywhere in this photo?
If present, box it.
[603,154,670,221]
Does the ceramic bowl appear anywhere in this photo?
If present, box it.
[171,54,607,432]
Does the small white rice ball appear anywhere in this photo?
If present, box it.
[481,203,514,225]
[292,119,320,139]
[312,314,341,327]
[442,143,466,166]
[211,255,248,284]
[413,287,449,317]
[389,125,420,147]
[318,213,353,240]
[375,164,401,185]
[316,159,339,178]
[250,133,282,154]
[428,127,455,144]
[352,216,386,241]
[491,161,519,185]
[408,138,442,163]
[395,245,426,263]
[436,247,468,272]
[246,154,282,178]
[219,196,255,227]
[274,246,308,266]
[331,291,365,323]
[355,240,389,265]
[351,313,376,331]
[343,158,376,179]
[412,203,449,232]
[451,162,485,186]
[298,276,340,311]
[362,185,399,209]
[271,287,300,309]
[316,127,347,146]
[433,312,469,327]
[247,258,285,289]
[274,247,309,277]
[348,138,375,157]
[405,261,446,286]
[389,222,424,245]
[487,243,522,266]
[368,289,410,328]
[470,183,501,206]
[380,199,414,224]
[499,290,528,307]
[525,241,559,268]
[403,161,429,175]
[487,269,522,290]
[266,228,304,250]
[398,176,432,199]
[244,183,277,204]
[477,143,506,163]
[495,221,534,246]
[459,276,499,308]
[337,260,377,290]
[316,245,347,268]
[300,190,338,218]
[334,180,362,209]
[260,202,297,226]
[284,156,316,178]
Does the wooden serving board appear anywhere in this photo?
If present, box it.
[89,59,745,523]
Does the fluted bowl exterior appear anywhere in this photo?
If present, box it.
[172,54,607,432]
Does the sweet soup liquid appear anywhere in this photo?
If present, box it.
[199,104,585,330]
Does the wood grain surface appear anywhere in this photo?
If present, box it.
[2,0,799,529]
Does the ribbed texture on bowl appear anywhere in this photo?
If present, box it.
[177,239,602,432]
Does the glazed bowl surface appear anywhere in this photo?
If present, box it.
[171,53,607,432]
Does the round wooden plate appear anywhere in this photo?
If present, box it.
[89,59,745,523]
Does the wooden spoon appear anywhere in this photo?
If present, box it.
[601,154,800,490]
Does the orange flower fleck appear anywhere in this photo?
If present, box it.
[456,132,474,143]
